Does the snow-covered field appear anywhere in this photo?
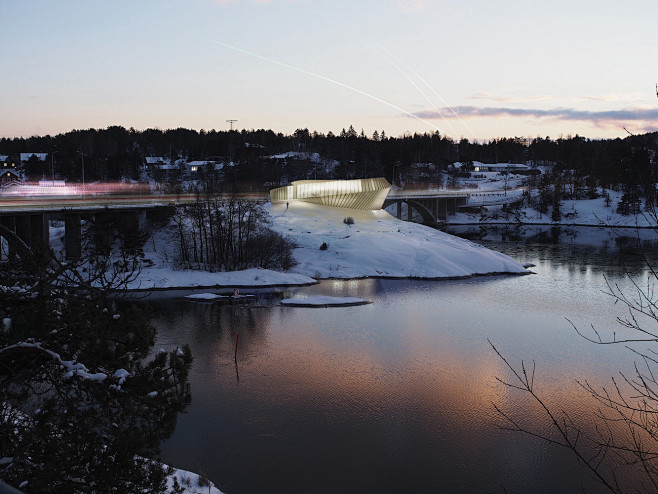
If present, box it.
[267,202,529,279]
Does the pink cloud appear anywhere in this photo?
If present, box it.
[412,106,658,132]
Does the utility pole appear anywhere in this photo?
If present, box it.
[226,120,238,184]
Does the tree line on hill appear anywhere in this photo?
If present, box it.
[2,126,657,191]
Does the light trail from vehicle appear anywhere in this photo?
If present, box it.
[0,183,269,211]
[0,182,151,197]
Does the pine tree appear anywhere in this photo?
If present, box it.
[0,242,192,493]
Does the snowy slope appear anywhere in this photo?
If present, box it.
[267,202,528,279]
[51,198,529,290]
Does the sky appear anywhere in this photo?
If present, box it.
[2,0,657,141]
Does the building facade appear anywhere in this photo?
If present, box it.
[270,178,391,210]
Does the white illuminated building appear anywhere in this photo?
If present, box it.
[270,178,391,210]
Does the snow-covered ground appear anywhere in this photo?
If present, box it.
[48,166,655,290]
[435,168,655,227]
[452,187,655,227]
[267,202,528,279]
[50,197,530,289]
[166,466,224,494]
[124,267,317,291]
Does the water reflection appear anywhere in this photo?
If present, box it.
[153,226,658,493]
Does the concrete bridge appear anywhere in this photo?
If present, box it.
[383,188,524,224]
[384,189,470,223]
[0,193,249,260]
[0,186,523,259]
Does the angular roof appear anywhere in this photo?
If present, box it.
[20,152,48,161]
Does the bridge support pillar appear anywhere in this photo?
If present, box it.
[119,210,146,251]
[435,198,446,221]
[15,215,31,249]
[65,214,82,260]
[94,213,113,256]
[0,213,49,257]
[396,201,402,220]
[30,214,49,250]
[407,202,412,221]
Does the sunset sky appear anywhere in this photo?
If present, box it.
[2,0,657,141]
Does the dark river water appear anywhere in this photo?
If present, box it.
[150,225,658,493]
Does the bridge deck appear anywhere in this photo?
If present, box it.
[387,190,470,199]
[0,193,269,213]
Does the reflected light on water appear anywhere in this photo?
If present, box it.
[152,228,658,493]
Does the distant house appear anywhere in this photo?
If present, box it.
[144,156,167,171]
[1,155,18,173]
[143,156,180,179]
[20,152,48,162]
[145,156,166,165]
[452,161,536,174]
[474,162,530,173]
[0,168,19,185]
[409,162,437,181]
[185,160,224,177]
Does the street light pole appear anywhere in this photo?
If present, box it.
[391,163,400,188]
[78,151,85,188]
[51,151,58,185]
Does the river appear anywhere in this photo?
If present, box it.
[151,225,658,493]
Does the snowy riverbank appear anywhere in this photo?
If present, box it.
[124,267,317,291]
[48,199,530,291]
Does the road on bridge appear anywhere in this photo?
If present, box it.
[0,192,270,213]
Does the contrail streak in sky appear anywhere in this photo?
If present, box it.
[373,45,478,140]
[369,44,460,137]
[175,27,447,135]
[306,6,470,139]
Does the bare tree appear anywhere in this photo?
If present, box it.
[492,219,658,493]
[175,195,295,272]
